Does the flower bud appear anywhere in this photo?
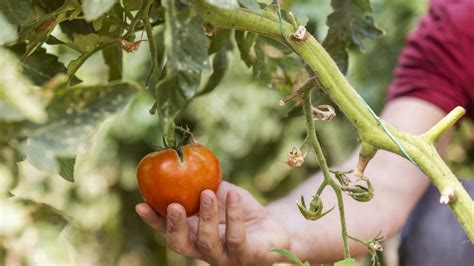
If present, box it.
[343,178,374,202]
[330,169,352,187]
[296,195,334,221]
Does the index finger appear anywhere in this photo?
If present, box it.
[135,203,166,232]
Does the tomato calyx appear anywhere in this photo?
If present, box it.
[156,124,196,163]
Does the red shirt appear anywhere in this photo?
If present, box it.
[388,0,474,120]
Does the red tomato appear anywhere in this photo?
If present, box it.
[136,144,221,216]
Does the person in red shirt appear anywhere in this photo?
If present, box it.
[136,0,474,264]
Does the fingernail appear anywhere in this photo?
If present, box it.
[229,191,240,207]
[201,192,213,207]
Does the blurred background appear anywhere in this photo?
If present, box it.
[1,0,472,265]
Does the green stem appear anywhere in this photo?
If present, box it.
[142,0,167,136]
[316,180,327,196]
[67,42,116,82]
[166,121,176,146]
[302,89,350,258]
[142,0,161,86]
[126,0,152,39]
[189,0,474,242]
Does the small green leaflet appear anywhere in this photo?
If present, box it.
[56,156,75,182]
[66,33,114,77]
[323,0,383,74]
[271,249,310,266]
[9,44,80,85]
[197,49,229,97]
[334,258,356,266]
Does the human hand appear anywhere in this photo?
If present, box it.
[135,181,290,265]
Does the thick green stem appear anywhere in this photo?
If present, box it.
[190,0,474,241]
[302,90,350,258]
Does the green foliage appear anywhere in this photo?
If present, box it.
[272,248,310,266]
[0,0,471,265]
[156,0,209,120]
[323,0,383,74]
[20,81,139,173]
[334,258,356,266]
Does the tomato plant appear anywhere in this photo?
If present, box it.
[0,0,472,265]
[137,144,221,216]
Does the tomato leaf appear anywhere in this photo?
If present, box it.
[197,49,229,97]
[0,0,45,26]
[323,0,383,74]
[20,81,140,177]
[56,156,75,182]
[13,197,72,228]
[156,0,209,120]
[271,249,307,265]
[81,0,117,21]
[334,258,356,266]
[208,29,232,55]
[9,44,81,85]
[66,33,114,77]
[123,0,143,11]
[235,32,307,93]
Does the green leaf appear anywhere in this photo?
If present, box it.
[271,249,305,265]
[14,197,72,227]
[0,48,47,123]
[0,0,45,26]
[123,0,142,11]
[323,0,383,74]
[81,0,117,21]
[208,29,232,55]
[20,81,140,173]
[0,11,18,44]
[197,49,228,96]
[56,156,75,182]
[9,44,79,85]
[239,0,261,12]
[68,33,102,53]
[66,33,114,77]
[235,33,308,93]
[334,258,356,266]
[235,31,257,67]
[157,0,210,120]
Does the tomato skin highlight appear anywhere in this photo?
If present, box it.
[136,144,222,217]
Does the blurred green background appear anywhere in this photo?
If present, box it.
[1,0,472,265]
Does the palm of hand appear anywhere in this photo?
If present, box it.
[136,182,289,265]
